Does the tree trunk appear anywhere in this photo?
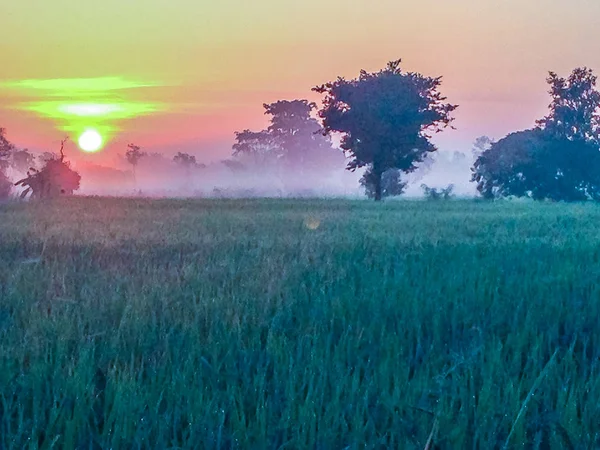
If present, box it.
[374,170,383,201]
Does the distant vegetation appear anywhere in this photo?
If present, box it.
[473,68,600,201]
[421,183,455,200]
[0,61,599,201]
[231,99,345,186]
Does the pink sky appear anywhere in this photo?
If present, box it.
[1,0,598,164]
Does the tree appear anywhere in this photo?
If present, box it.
[313,59,457,201]
[263,99,344,172]
[536,67,600,143]
[232,130,279,167]
[125,143,146,182]
[173,152,198,171]
[232,100,345,176]
[472,67,600,201]
[361,168,407,199]
[14,139,81,199]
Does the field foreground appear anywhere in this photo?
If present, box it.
[1,198,600,449]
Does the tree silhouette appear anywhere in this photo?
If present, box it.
[313,59,457,200]
[537,67,600,142]
[233,130,279,167]
[14,138,81,199]
[125,143,146,182]
[473,68,600,201]
[173,152,198,170]
[264,99,344,173]
[232,100,344,177]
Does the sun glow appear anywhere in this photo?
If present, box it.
[78,129,103,152]
[0,77,169,148]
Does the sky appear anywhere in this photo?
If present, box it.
[0,0,599,165]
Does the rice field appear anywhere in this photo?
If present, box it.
[1,197,600,449]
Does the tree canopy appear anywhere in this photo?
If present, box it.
[313,59,457,200]
[173,152,198,169]
[472,67,600,201]
[232,99,344,176]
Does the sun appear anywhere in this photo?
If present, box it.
[78,129,103,152]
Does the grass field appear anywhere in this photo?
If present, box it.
[1,197,600,449]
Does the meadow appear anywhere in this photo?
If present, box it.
[1,197,600,449]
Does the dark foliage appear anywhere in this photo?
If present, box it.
[472,68,600,201]
[361,168,407,199]
[536,67,600,143]
[126,144,146,181]
[421,183,455,200]
[14,140,81,199]
[313,59,457,200]
[173,152,198,169]
[232,100,344,175]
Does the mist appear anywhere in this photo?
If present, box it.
[61,147,481,200]
[70,152,365,199]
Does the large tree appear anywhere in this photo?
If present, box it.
[537,67,600,143]
[232,100,344,176]
[472,67,600,201]
[232,130,279,167]
[313,59,457,200]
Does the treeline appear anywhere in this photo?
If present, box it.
[1,59,599,201]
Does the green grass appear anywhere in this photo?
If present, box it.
[1,197,600,449]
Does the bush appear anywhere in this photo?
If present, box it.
[421,183,455,200]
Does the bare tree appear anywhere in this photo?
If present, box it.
[125,143,146,183]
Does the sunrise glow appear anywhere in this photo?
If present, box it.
[78,129,103,152]
[0,0,598,161]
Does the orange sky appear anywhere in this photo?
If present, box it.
[1,0,599,164]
